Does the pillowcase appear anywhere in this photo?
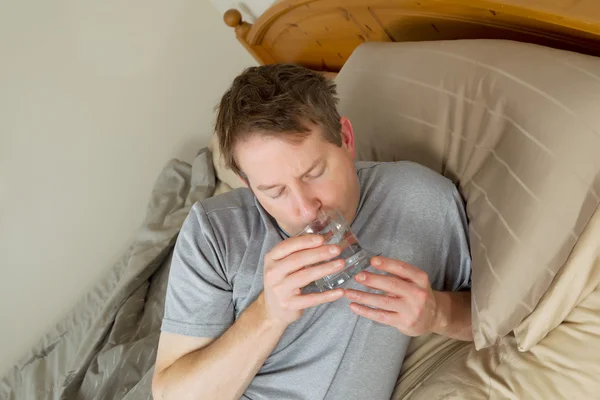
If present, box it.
[334,40,600,349]
[208,133,245,190]
[513,205,600,350]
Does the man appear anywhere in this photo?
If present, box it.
[152,64,472,400]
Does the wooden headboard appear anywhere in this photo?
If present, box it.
[224,0,600,72]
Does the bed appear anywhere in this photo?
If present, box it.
[219,0,600,398]
[2,1,599,399]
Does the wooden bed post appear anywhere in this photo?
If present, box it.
[224,9,270,65]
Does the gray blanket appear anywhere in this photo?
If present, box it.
[0,149,216,400]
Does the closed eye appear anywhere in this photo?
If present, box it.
[307,167,326,179]
[270,188,285,199]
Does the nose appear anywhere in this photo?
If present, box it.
[294,186,321,222]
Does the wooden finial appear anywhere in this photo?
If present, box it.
[224,9,242,28]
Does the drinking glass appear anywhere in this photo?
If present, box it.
[295,209,374,292]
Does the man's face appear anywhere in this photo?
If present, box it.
[235,118,360,235]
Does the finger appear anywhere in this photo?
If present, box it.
[265,245,340,286]
[288,289,345,309]
[344,289,404,312]
[268,234,324,261]
[275,244,340,278]
[354,271,416,297]
[371,257,429,287]
[284,259,346,290]
[349,302,396,325]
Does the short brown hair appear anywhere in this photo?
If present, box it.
[214,64,342,176]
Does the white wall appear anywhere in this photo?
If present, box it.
[0,0,255,374]
[210,0,275,22]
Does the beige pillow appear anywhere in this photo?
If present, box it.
[334,40,600,349]
[208,133,245,190]
[514,205,600,350]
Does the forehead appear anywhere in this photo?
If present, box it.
[234,130,330,183]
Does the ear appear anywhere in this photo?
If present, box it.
[340,116,356,159]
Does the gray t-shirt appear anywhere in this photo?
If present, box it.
[161,161,471,400]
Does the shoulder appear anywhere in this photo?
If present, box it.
[356,161,462,225]
[199,187,258,216]
[185,188,265,245]
[357,160,455,198]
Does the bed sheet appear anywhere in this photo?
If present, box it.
[0,148,216,400]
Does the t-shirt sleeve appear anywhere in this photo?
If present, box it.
[442,186,472,292]
[161,203,235,338]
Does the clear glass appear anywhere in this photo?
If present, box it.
[295,209,374,292]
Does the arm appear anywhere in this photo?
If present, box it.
[153,234,346,400]
[432,290,473,341]
[152,293,286,400]
[430,184,473,341]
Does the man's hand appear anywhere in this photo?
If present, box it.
[261,234,346,327]
[344,256,473,341]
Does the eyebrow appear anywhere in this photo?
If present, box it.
[256,158,324,191]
